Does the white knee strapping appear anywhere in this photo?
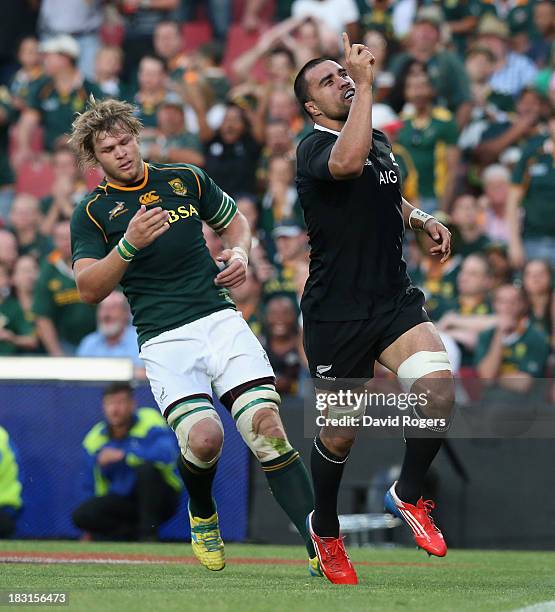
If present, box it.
[397,350,452,392]
[231,383,293,461]
[166,398,224,469]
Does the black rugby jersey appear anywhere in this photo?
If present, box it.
[295,125,411,321]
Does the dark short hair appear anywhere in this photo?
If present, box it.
[293,57,331,117]
[270,46,296,67]
[103,382,134,399]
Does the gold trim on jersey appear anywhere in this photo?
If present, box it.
[106,162,149,191]
[86,194,108,243]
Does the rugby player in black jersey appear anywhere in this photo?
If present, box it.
[294,34,454,584]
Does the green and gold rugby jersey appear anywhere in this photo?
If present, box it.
[70,163,238,347]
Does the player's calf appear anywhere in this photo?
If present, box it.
[221,380,317,570]
[166,396,226,571]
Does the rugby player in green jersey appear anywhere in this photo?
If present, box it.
[69,98,319,576]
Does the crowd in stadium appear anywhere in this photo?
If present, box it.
[0,0,554,394]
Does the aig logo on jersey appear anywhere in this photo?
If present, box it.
[168,178,187,196]
[139,190,162,206]
[380,170,398,185]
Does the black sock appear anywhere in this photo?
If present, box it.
[262,449,316,558]
[396,437,442,505]
[310,436,349,538]
[177,455,217,519]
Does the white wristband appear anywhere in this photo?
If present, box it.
[231,246,249,267]
[409,208,434,231]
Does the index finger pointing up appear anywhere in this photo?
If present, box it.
[342,32,351,57]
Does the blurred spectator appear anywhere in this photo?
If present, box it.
[485,243,513,290]
[200,103,262,198]
[410,216,462,302]
[292,0,360,41]
[358,0,395,40]
[16,35,103,157]
[194,42,231,106]
[40,145,89,236]
[230,266,265,340]
[465,87,544,169]
[0,426,23,539]
[522,259,554,341]
[464,46,514,122]
[527,0,555,68]
[72,382,181,542]
[389,6,472,124]
[257,119,296,192]
[0,230,18,274]
[363,28,394,103]
[259,156,303,238]
[9,193,51,259]
[387,57,425,115]
[11,255,39,326]
[131,56,168,137]
[507,110,555,269]
[423,0,478,57]
[233,27,298,85]
[119,0,179,76]
[266,88,308,140]
[37,0,104,80]
[433,254,495,367]
[264,221,307,303]
[32,220,96,356]
[450,194,490,257]
[181,0,232,42]
[396,71,459,212]
[263,295,301,395]
[236,194,259,236]
[77,291,145,378]
[476,284,550,386]
[153,20,189,77]
[475,15,537,98]
[10,37,43,111]
[479,164,511,244]
[0,262,37,355]
[94,46,127,99]
[0,86,17,221]
[141,93,204,166]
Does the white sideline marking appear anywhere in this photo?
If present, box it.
[514,601,555,612]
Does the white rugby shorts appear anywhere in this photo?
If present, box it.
[139,308,274,415]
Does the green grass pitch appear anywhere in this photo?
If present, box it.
[0,540,554,611]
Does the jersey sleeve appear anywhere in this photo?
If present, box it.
[297,134,335,181]
[441,118,459,146]
[70,197,109,264]
[474,328,494,366]
[191,166,238,233]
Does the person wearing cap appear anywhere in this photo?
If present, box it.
[141,92,204,166]
[37,0,104,81]
[475,14,538,98]
[263,220,307,305]
[15,34,103,160]
[389,5,472,126]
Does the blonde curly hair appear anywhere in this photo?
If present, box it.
[70,96,143,167]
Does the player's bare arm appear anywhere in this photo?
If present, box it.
[214,210,251,289]
[75,205,170,303]
[327,33,375,180]
[401,198,451,263]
